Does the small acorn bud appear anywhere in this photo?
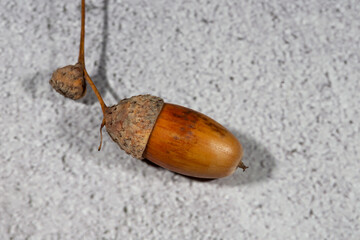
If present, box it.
[49,63,86,100]
[104,95,245,179]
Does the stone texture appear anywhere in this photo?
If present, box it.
[0,0,359,239]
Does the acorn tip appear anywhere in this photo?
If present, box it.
[238,161,248,172]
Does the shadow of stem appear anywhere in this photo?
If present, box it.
[24,0,120,106]
[79,0,120,106]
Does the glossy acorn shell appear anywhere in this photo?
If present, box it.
[143,103,244,178]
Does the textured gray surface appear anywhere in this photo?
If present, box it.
[1,0,360,239]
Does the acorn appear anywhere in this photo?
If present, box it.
[49,63,86,100]
[49,0,87,100]
[105,95,245,178]
[50,0,247,179]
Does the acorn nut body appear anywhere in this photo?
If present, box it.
[105,95,244,179]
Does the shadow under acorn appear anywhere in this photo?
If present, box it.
[43,95,276,187]
[209,130,276,186]
[140,129,277,187]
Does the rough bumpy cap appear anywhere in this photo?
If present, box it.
[49,63,86,100]
[105,95,164,159]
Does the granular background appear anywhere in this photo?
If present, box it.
[0,0,359,239]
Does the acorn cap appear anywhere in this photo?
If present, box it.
[49,63,86,100]
[105,95,164,159]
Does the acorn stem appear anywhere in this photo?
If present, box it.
[238,161,248,172]
[78,0,85,65]
[84,68,107,116]
[76,0,107,150]
[98,118,106,151]
[77,0,107,116]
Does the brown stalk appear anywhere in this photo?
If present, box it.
[78,0,107,150]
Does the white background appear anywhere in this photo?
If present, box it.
[1,0,359,239]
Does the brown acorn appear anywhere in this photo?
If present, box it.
[144,103,245,178]
[104,95,245,178]
[51,0,247,179]
[49,63,86,100]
